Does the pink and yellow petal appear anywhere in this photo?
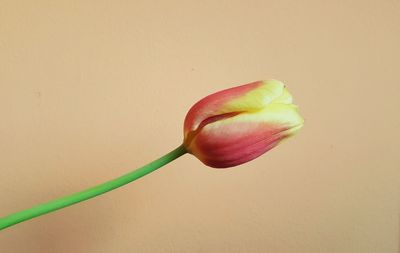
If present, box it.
[206,103,303,136]
[188,120,284,168]
[224,79,287,112]
[186,102,303,168]
[184,80,263,136]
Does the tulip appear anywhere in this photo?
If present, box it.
[0,79,303,231]
[183,80,304,168]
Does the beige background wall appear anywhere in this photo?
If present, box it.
[1,1,399,252]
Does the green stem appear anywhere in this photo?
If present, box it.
[0,145,187,231]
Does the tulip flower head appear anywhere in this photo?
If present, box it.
[183,80,304,168]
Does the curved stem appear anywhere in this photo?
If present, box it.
[0,145,187,231]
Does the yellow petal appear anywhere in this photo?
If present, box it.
[204,102,304,135]
[222,79,287,113]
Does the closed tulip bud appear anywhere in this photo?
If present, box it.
[183,80,304,168]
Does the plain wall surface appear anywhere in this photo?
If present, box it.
[1,1,399,252]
